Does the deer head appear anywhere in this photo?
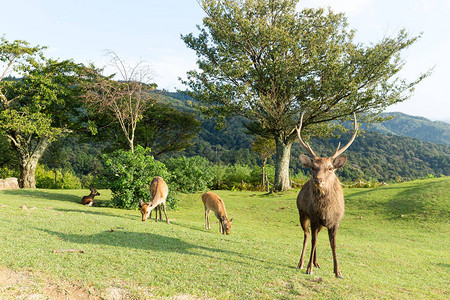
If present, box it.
[138,198,151,221]
[89,188,100,196]
[296,113,358,189]
[222,217,233,235]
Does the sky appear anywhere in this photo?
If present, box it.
[1,0,449,121]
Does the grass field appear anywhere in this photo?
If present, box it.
[0,177,449,299]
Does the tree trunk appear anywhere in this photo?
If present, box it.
[9,134,51,188]
[262,158,267,187]
[273,136,293,192]
[19,159,39,188]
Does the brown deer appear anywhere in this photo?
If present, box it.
[81,188,100,206]
[202,191,233,235]
[295,113,358,278]
[139,176,170,224]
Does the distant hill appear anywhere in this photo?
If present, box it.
[367,112,450,146]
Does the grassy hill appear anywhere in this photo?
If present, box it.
[0,177,448,299]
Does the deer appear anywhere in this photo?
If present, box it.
[81,188,100,206]
[202,191,233,235]
[139,176,170,224]
[295,112,358,278]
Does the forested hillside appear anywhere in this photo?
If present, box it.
[166,92,450,182]
[368,112,450,146]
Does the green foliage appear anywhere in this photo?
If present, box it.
[35,165,82,189]
[222,163,253,188]
[165,156,214,193]
[100,145,172,209]
[0,166,17,179]
[134,102,202,157]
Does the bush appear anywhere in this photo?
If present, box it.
[0,166,17,179]
[165,156,214,193]
[100,146,175,209]
[222,164,253,189]
[35,165,82,189]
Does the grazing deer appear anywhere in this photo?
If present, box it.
[295,113,358,278]
[81,188,100,206]
[139,176,170,224]
[202,191,233,235]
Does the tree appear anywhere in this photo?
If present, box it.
[0,37,87,188]
[251,136,275,187]
[182,0,429,191]
[82,51,159,153]
[135,102,202,157]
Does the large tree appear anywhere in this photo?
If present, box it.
[0,37,88,188]
[182,0,429,191]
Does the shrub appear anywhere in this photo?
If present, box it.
[222,164,253,190]
[165,156,214,193]
[0,166,17,179]
[100,146,175,209]
[35,165,82,189]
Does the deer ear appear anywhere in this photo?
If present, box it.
[299,154,314,168]
[333,156,347,169]
[138,198,144,208]
[229,218,233,223]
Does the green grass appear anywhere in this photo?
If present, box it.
[0,177,449,299]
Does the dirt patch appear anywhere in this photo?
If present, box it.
[0,267,99,299]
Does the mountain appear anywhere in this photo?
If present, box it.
[367,112,450,146]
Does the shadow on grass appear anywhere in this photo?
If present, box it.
[38,227,242,260]
[53,208,138,220]
[2,189,82,203]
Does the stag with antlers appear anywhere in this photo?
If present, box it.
[295,113,358,278]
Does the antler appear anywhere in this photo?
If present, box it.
[331,112,358,159]
[295,113,317,158]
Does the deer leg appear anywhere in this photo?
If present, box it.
[219,218,223,234]
[205,208,210,230]
[313,226,322,268]
[307,224,321,275]
[297,214,310,269]
[328,226,343,278]
[154,205,160,222]
[162,203,170,224]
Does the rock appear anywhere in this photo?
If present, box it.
[0,177,19,190]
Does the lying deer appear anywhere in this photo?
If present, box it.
[202,191,233,235]
[81,188,100,206]
[296,113,358,278]
[139,176,170,224]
